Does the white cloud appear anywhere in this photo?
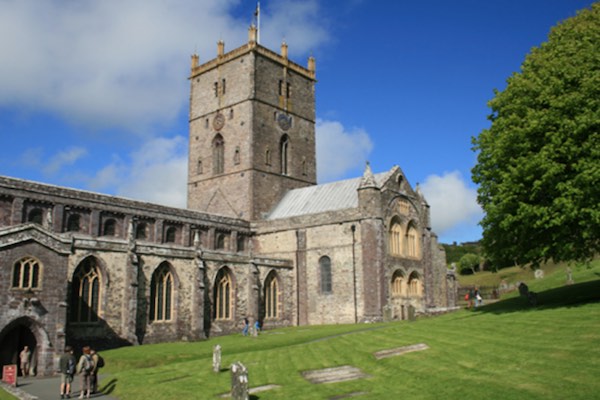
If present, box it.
[316,119,373,182]
[44,147,88,175]
[0,0,330,135]
[89,136,188,207]
[420,171,483,236]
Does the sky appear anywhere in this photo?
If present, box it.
[0,0,595,244]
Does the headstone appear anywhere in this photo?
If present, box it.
[407,305,416,321]
[566,267,574,285]
[230,362,249,400]
[534,269,544,279]
[212,344,221,373]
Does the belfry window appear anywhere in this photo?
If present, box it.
[103,219,116,236]
[66,214,80,232]
[213,134,224,174]
[280,135,289,175]
[12,257,41,289]
[150,263,173,322]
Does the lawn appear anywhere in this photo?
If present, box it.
[3,263,599,399]
[92,262,600,399]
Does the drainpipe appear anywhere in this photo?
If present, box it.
[351,224,357,323]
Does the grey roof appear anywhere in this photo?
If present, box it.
[266,171,392,220]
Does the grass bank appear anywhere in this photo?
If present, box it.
[93,263,600,399]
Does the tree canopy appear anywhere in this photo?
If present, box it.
[472,4,600,268]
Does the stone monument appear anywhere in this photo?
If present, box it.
[212,344,222,373]
[230,362,249,400]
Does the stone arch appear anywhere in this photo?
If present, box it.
[70,255,109,323]
[407,271,423,297]
[391,269,406,297]
[263,270,281,320]
[212,266,235,321]
[388,216,403,256]
[280,134,289,175]
[0,316,53,377]
[149,261,179,322]
[405,221,421,259]
[212,134,225,174]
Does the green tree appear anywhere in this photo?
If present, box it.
[472,4,600,268]
[458,253,481,275]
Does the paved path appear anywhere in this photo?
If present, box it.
[2,375,118,400]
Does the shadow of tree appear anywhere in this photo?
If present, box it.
[473,279,600,314]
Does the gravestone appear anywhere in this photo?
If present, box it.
[566,267,574,285]
[213,344,222,373]
[534,269,544,279]
[407,305,416,321]
[230,362,249,400]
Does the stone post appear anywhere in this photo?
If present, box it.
[212,344,221,373]
[230,362,249,400]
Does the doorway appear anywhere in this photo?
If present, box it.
[0,319,38,377]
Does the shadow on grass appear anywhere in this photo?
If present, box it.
[100,378,117,395]
[474,279,600,314]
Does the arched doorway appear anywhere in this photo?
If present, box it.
[0,318,38,377]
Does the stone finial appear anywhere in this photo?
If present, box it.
[191,54,199,69]
[359,161,377,189]
[281,41,288,58]
[217,40,225,56]
[308,55,316,73]
[248,25,257,43]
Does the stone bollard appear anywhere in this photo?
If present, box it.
[230,362,249,400]
[212,344,222,373]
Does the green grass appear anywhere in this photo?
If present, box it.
[3,263,599,400]
[90,262,600,400]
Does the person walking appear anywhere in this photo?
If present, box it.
[76,346,94,399]
[19,345,31,377]
[59,346,76,399]
[242,317,249,336]
[90,349,104,394]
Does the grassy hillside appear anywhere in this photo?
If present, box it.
[91,262,600,400]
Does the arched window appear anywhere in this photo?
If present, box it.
[12,257,41,289]
[264,272,279,319]
[406,224,420,258]
[165,226,176,243]
[302,157,307,176]
[27,208,43,225]
[213,134,224,174]
[196,159,203,174]
[66,214,80,232]
[103,219,116,236]
[392,270,405,296]
[280,135,289,175]
[150,263,173,322]
[135,223,147,240]
[234,147,240,165]
[388,218,403,256]
[408,272,422,297]
[319,256,332,294]
[265,148,272,166]
[213,269,232,320]
[71,257,101,322]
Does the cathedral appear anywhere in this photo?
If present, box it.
[0,26,456,377]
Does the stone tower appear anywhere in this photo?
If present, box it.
[187,26,317,220]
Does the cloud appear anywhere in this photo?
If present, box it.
[0,0,330,135]
[44,147,88,175]
[89,136,188,207]
[316,119,373,182]
[419,171,483,236]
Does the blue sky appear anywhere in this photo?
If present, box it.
[0,0,594,244]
